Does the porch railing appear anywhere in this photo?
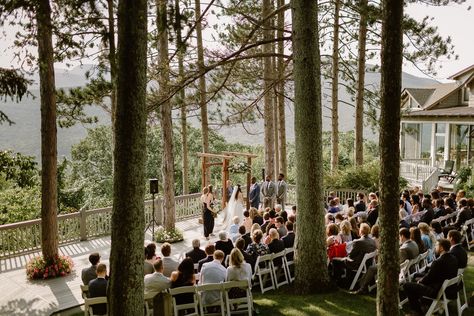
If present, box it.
[401,158,431,166]
[400,161,439,191]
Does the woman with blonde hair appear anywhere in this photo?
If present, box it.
[338,220,353,243]
[226,248,252,282]
[418,222,436,261]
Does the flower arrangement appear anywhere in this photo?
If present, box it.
[227,162,251,174]
[26,254,74,280]
[155,227,184,243]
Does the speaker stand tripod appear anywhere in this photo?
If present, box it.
[144,193,160,238]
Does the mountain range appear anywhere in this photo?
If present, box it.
[0,64,438,161]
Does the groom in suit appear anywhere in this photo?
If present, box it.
[249,177,260,209]
[261,175,275,209]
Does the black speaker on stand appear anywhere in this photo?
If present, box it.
[145,178,160,238]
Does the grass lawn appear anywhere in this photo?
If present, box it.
[252,253,474,316]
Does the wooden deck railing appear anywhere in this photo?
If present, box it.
[0,186,361,258]
[400,161,439,191]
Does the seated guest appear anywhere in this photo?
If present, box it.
[444,197,456,212]
[370,225,380,249]
[242,210,253,233]
[419,198,434,225]
[161,242,179,277]
[279,210,288,223]
[250,207,263,226]
[447,230,467,270]
[229,216,241,242]
[443,198,472,236]
[88,263,108,315]
[326,223,340,247]
[245,229,268,269]
[276,216,287,238]
[144,247,154,275]
[399,208,410,229]
[282,221,295,248]
[349,217,360,239]
[328,199,339,214]
[198,244,215,272]
[403,239,458,315]
[226,248,252,283]
[239,225,252,249]
[200,250,226,306]
[418,223,436,261]
[186,239,206,264]
[144,259,171,295]
[325,213,335,225]
[410,227,426,254]
[268,228,285,266]
[401,191,412,214]
[235,237,253,264]
[215,231,234,260]
[263,223,276,244]
[431,221,444,240]
[261,212,271,233]
[170,258,196,306]
[433,198,446,219]
[346,223,376,271]
[355,228,418,294]
[250,223,261,235]
[82,252,101,285]
[345,198,355,216]
[355,192,366,214]
[366,200,379,227]
[335,213,344,225]
[274,204,283,214]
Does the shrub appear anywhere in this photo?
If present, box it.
[26,254,74,280]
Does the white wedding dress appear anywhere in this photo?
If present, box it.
[221,186,244,230]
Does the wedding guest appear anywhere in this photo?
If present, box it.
[245,229,268,269]
[250,207,263,226]
[248,177,261,209]
[198,244,215,272]
[418,222,436,261]
[82,252,100,285]
[200,250,226,306]
[144,247,154,275]
[88,263,108,315]
[215,231,234,260]
[161,243,179,277]
[410,227,426,254]
[235,237,253,264]
[276,174,287,207]
[239,225,252,249]
[370,225,380,249]
[229,216,241,242]
[226,248,252,283]
[282,221,295,248]
[339,220,353,243]
[170,258,196,306]
[261,175,276,208]
[185,239,206,264]
[276,216,287,238]
[201,187,215,240]
[242,210,253,233]
[144,259,171,295]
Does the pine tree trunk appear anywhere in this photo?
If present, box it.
[263,0,275,178]
[272,36,280,178]
[355,0,368,166]
[377,0,403,314]
[330,0,340,172]
[195,0,210,185]
[292,0,330,293]
[158,0,176,230]
[107,0,117,127]
[36,0,58,262]
[108,0,147,313]
[277,0,287,177]
[176,0,189,195]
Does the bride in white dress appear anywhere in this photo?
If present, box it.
[221,185,245,230]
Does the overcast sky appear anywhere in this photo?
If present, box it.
[0,1,472,81]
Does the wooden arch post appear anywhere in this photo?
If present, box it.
[197,152,233,210]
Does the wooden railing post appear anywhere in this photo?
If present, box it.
[80,209,87,241]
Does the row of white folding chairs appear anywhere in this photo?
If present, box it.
[461,218,474,250]
[165,280,253,316]
[431,211,458,227]
[252,248,295,293]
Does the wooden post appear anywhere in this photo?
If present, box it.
[222,159,229,210]
[246,157,252,210]
[201,156,206,189]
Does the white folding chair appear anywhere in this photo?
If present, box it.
[144,292,157,316]
[252,254,275,293]
[416,251,429,274]
[271,251,289,288]
[169,286,199,316]
[462,218,474,250]
[424,275,461,316]
[84,296,108,316]
[223,280,253,316]
[456,273,469,315]
[284,248,295,283]
[406,256,420,282]
[197,283,226,316]
[80,284,89,299]
[348,250,377,291]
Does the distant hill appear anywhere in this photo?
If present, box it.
[0,64,438,161]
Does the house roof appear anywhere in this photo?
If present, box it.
[403,106,474,118]
[448,64,474,80]
[423,82,461,110]
[405,88,435,106]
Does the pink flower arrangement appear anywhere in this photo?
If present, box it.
[26,254,74,280]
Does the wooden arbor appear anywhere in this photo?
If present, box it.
[197,151,258,210]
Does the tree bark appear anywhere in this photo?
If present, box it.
[176,0,189,195]
[263,0,275,178]
[272,21,279,178]
[195,0,210,185]
[292,0,330,293]
[107,0,117,127]
[330,0,340,172]
[36,0,58,262]
[377,0,403,314]
[158,0,176,230]
[277,0,287,177]
[355,0,368,166]
[108,0,147,313]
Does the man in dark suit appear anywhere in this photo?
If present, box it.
[282,221,295,248]
[403,239,458,315]
[419,198,434,225]
[355,192,366,213]
[346,223,376,271]
[88,263,108,315]
[198,244,215,272]
[239,226,252,249]
[443,199,472,236]
[81,252,100,285]
[268,228,285,267]
[448,230,468,270]
[249,177,260,209]
[185,239,206,264]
